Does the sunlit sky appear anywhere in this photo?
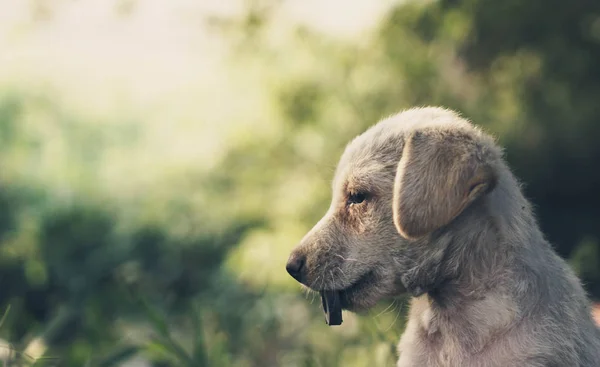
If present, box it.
[0,0,401,194]
[0,0,398,129]
[0,0,399,94]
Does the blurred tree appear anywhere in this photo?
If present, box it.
[437,0,600,295]
[0,0,599,366]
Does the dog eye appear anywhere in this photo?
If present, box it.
[347,192,367,205]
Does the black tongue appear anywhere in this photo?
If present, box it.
[320,290,343,326]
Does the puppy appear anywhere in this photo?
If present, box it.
[286,107,600,366]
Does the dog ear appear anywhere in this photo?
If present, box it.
[393,128,497,239]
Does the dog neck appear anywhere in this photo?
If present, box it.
[410,164,552,354]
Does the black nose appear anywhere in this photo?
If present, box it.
[286,253,306,281]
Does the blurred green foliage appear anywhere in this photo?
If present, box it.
[0,0,599,366]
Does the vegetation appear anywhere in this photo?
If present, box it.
[0,0,598,365]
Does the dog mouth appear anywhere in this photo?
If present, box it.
[319,271,375,326]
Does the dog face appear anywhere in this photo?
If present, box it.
[286,107,500,312]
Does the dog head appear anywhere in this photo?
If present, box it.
[286,107,501,312]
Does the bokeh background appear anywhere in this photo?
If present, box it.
[0,0,599,365]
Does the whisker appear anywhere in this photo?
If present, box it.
[375,300,397,318]
[310,275,321,304]
[335,266,347,280]
[301,285,309,299]
[330,270,336,289]
[334,254,362,263]
[373,299,397,328]
[323,260,330,287]
[384,300,403,332]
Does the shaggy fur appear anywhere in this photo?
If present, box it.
[286,107,600,366]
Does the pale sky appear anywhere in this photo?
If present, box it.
[0,0,400,86]
[0,0,402,190]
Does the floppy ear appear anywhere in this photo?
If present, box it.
[393,128,497,239]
